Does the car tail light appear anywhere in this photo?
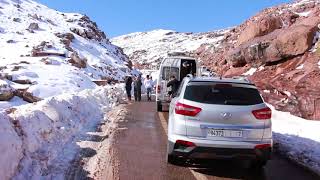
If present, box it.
[175,102,201,117]
[157,85,161,93]
[254,144,271,149]
[176,140,196,147]
[252,107,272,120]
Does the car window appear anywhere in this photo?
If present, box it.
[162,67,179,81]
[184,82,263,105]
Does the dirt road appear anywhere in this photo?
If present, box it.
[109,100,319,180]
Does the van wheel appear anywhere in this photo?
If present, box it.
[157,101,162,112]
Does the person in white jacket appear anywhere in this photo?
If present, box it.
[144,75,153,101]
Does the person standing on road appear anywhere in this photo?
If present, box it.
[125,76,133,101]
[167,75,179,97]
[144,75,153,101]
[134,75,143,101]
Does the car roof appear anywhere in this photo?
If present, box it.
[166,56,196,60]
[189,77,254,85]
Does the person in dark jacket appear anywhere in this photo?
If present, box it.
[134,75,143,101]
[125,76,133,101]
[167,75,179,97]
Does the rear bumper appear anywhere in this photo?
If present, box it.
[167,135,272,160]
[170,144,271,160]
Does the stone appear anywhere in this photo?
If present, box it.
[68,52,87,68]
[28,22,39,31]
[238,15,282,45]
[13,18,21,22]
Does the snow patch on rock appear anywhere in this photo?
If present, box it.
[296,64,304,69]
[242,68,257,76]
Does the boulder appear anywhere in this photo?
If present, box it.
[226,48,246,67]
[228,21,319,66]
[68,52,87,68]
[14,89,42,103]
[22,91,42,103]
[13,17,21,22]
[272,25,317,57]
[55,32,75,41]
[27,22,39,32]
[238,15,282,45]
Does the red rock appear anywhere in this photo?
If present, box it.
[238,15,282,45]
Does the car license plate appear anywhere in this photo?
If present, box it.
[207,129,243,138]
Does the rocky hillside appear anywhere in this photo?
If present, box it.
[196,0,320,120]
[111,29,229,68]
[0,0,132,109]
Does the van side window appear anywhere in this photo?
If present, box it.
[162,67,179,81]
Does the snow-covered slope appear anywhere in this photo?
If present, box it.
[0,0,131,107]
[111,29,229,67]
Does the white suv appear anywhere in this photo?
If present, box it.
[167,76,272,168]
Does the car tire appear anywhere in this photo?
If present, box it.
[250,159,267,169]
[167,154,185,166]
[157,101,162,112]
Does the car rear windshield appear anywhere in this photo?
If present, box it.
[184,82,263,105]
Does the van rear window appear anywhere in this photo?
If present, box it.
[162,67,179,80]
[184,83,263,105]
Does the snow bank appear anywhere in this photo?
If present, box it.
[0,85,125,180]
[0,113,23,180]
[272,106,320,175]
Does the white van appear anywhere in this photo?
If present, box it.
[156,56,199,111]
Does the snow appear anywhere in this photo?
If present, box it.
[242,68,257,76]
[0,85,125,179]
[263,90,271,93]
[0,0,131,106]
[111,29,229,66]
[0,96,28,109]
[271,105,320,175]
[318,60,320,68]
[0,79,13,92]
[295,11,312,17]
[296,64,304,70]
[258,66,265,71]
[283,91,292,97]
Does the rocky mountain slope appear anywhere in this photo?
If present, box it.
[0,0,132,109]
[196,0,320,120]
[111,29,228,68]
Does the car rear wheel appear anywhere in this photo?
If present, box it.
[250,159,267,169]
[167,154,185,166]
[157,101,162,112]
